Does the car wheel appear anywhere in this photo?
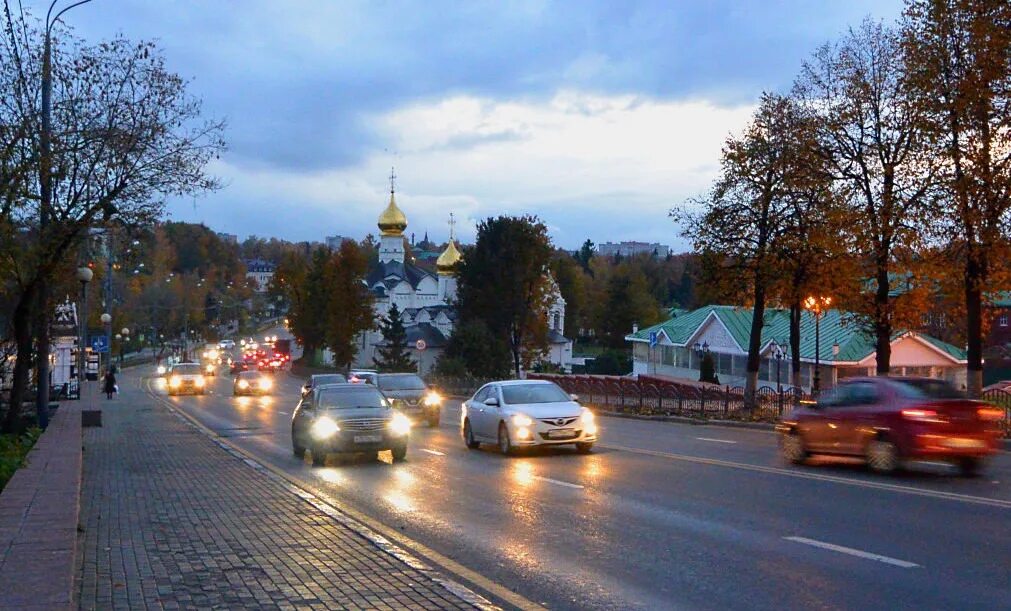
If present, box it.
[463,419,480,450]
[957,457,983,478]
[575,442,593,454]
[391,445,407,462]
[310,447,327,467]
[866,437,900,474]
[780,431,809,465]
[498,422,515,456]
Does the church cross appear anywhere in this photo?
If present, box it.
[389,167,396,194]
[448,212,456,240]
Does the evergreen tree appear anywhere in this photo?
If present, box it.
[374,304,415,372]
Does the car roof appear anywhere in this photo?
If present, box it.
[312,373,347,379]
[317,382,378,391]
[494,379,553,387]
[377,372,420,377]
[237,370,263,378]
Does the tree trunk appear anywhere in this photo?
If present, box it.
[4,286,37,434]
[965,257,983,398]
[874,264,891,376]
[790,302,802,390]
[744,281,766,411]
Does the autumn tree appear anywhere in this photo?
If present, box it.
[373,303,414,372]
[322,241,374,372]
[455,216,555,377]
[903,0,1011,396]
[600,263,663,348]
[795,19,936,377]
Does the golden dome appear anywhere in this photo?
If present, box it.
[436,239,462,274]
[377,192,407,236]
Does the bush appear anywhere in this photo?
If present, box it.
[699,352,719,384]
[585,349,631,375]
[0,428,41,492]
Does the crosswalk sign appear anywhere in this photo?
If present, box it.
[649,331,658,347]
[90,335,109,353]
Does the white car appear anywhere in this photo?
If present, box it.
[218,339,235,350]
[166,362,208,396]
[461,380,597,455]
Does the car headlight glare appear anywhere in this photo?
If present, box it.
[169,376,181,388]
[423,391,443,406]
[511,413,533,427]
[237,380,249,389]
[581,409,595,425]
[389,412,412,436]
[311,417,340,439]
[195,376,206,387]
[156,365,166,375]
[259,378,272,390]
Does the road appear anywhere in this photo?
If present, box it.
[141,353,1011,609]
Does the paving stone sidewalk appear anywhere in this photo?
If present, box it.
[77,375,477,610]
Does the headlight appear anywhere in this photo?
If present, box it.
[511,413,533,427]
[195,376,206,387]
[423,391,443,406]
[389,412,412,436]
[205,364,214,373]
[156,365,166,375]
[311,416,340,439]
[169,376,181,388]
[582,409,597,435]
[259,378,272,390]
[581,409,595,425]
[238,380,249,389]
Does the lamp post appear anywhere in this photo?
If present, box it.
[100,312,111,373]
[803,295,833,395]
[120,327,130,364]
[773,340,786,395]
[76,266,93,389]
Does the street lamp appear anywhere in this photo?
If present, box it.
[100,312,111,373]
[803,295,833,395]
[772,340,787,394]
[120,327,130,364]
[76,266,93,388]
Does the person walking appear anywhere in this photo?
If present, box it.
[103,369,117,400]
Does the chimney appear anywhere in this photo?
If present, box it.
[632,322,639,334]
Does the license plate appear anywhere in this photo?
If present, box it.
[942,438,985,449]
[547,429,575,439]
[354,434,382,444]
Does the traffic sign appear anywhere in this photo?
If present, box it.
[649,331,658,348]
[90,335,109,353]
[415,339,427,351]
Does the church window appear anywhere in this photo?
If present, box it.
[1000,313,1008,327]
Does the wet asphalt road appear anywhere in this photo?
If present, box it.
[138,364,1011,610]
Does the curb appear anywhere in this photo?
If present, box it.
[0,401,82,610]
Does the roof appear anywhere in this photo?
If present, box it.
[244,258,275,273]
[373,322,447,349]
[548,329,570,345]
[367,259,435,291]
[627,304,967,364]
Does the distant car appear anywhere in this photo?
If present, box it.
[376,373,442,427]
[166,362,207,396]
[349,370,377,385]
[233,370,273,396]
[229,359,250,375]
[301,374,348,398]
[461,380,597,455]
[201,361,217,377]
[778,377,1003,476]
[218,339,236,350]
[291,383,411,466]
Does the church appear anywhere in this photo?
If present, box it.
[354,177,574,374]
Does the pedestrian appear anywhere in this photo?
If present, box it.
[103,369,117,400]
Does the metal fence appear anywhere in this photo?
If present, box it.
[981,388,1011,438]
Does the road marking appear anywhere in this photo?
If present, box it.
[696,437,737,444]
[600,443,1011,509]
[420,448,446,456]
[143,379,535,610]
[532,476,584,489]
[276,410,289,415]
[784,536,920,568]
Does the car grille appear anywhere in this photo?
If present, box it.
[538,417,578,427]
[339,418,387,432]
[539,429,581,440]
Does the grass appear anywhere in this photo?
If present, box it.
[0,428,42,493]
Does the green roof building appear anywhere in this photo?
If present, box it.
[626,305,967,392]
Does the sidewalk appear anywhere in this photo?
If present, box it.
[77,373,480,610]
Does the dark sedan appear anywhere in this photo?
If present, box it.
[376,373,442,427]
[301,373,348,398]
[778,377,1003,476]
[233,370,273,396]
[291,383,411,466]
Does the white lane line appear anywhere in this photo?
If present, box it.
[696,437,737,444]
[420,448,445,456]
[784,536,919,568]
[276,410,289,415]
[532,476,584,489]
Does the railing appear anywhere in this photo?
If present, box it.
[981,388,1011,438]
[425,376,499,398]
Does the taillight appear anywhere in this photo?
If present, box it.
[901,409,940,422]
[977,407,1005,422]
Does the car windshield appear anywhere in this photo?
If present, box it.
[501,383,571,405]
[317,387,387,410]
[894,379,965,399]
[378,374,426,391]
[313,374,347,386]
[238,371,261,380]
[172,364,201,375]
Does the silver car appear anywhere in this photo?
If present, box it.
[460,380,598,455]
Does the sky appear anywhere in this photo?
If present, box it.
[37,0,904,250]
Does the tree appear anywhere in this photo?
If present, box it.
[903,0,1011,396]
[373,304,414,372]
[438,320,511,378]
[455,215,555,377]
[550,253,586,339]
[322,241,374,371]
[796,19,936,377]
[600,264,663,348]
[0,12,224,432]
[576,239,595,272]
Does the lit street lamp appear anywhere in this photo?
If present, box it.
[120,327,130,364]
[100,312,111,373]
[803,295,833,395]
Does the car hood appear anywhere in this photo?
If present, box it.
[505,401,583,419]
[381,389,427,401]
[321,407,392,420]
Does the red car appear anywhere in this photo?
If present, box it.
[778,377,1003,476]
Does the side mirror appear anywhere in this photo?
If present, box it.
[570,394,579,402]
[484,397,499,407]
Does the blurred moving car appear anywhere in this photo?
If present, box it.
[291,383,411,466]
[376,373,442,427]
[229,359,251,375]
[349,369,377,385]
[218,339,236,350]
[461,380,597,455]
[166,362,207,396]
[233,370,273,396]
[301,373,348,398]
[778,377,1003,476]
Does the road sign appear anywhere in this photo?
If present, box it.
[415,339,427,351]
[90,335,109,353]
[649,331,658,348]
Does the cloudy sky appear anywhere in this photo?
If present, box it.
[47,0,902,250]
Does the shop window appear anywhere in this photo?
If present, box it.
[1000,313,1008,327]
